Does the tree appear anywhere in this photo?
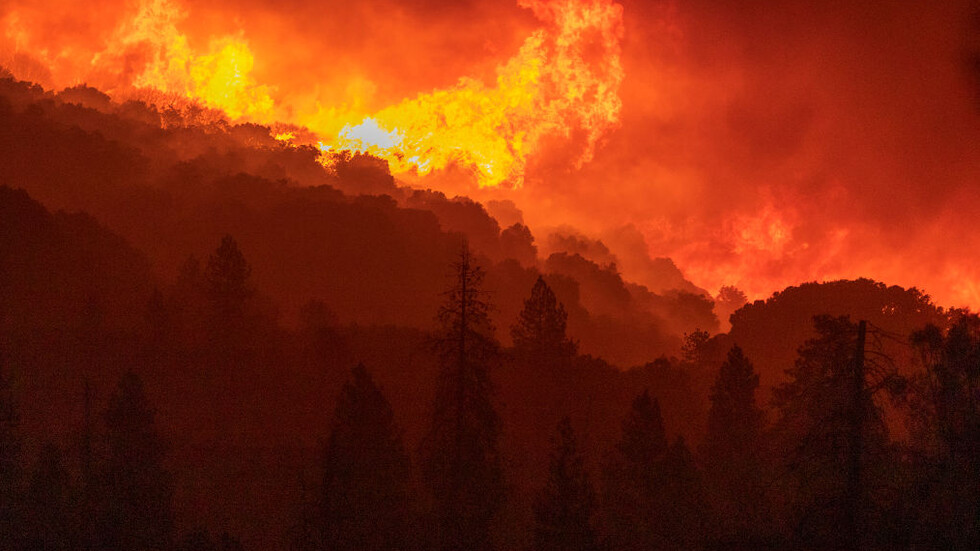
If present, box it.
[299,299,350,371]
[101,370,174,551]
[319,364,413,551]
[533,417,599,551]
[660,436,706,549]
[602,390,669,551]
[906,315,980,549]
[714,285,748,331]
[700,345,768,543]
[421,243,504,551]
[681,328,711,366]
[23,443,72,551]
[511,276,576,367]
[0,353,21,548]
[205,235,252,323]
[771,316,902,549]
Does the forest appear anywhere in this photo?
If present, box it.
[1,70,978,551]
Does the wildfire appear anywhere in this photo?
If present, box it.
[320,0,625,187]
[1,0,624,188]
[90,0,276,121]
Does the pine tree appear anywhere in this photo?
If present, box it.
[661,436,706,550]
[205,235,252,323]
[77,379,99,551]
[319,364,413,551]
[772,316,898,549]
[602,390,669,551]
[0,351,21,549]
[102,370,174,551]
[701,345,767,543]
[511,276,576,367]
[421,243,504,551]
[24,442,72,551]
[907,315,980,549]
[533,417,599,551]
[203,236,255,445]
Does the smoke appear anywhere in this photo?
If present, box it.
[4,0,980,309]
[517,0,980,308]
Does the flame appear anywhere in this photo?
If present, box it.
[2,0,623,188]
[92,0,275,121]
[318,0,625,187]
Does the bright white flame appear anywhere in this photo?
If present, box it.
[337,117,403,150]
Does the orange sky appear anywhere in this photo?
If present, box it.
[2,0,979,309]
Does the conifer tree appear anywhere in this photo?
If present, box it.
[701,345,767,542]
[0,350,21,548]
[206,235,252,323]
[533,417,599,551]
[602,390,669,551]
[24,443,72,551]
[772,316,897,549]
[319,364,413,551]
[421,243,504,551]
[102,370,174,551]
[907,315,980,549]
[661,436,706,550]
[511,276,576,367]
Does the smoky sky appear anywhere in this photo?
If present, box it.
[522,0,980,307]
[3,0,979,307]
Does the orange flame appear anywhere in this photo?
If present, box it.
[2,0,624,188]
[91,0,275,121]
[318,0,625,187]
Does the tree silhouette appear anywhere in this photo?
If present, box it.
[602,389,669,551]
[511,276,577,367]
[714,285,748,331]
[101,370,174,551]
[23,442,72,551]
[0,353,21,549]
[421,243,504,551]
[906,315,980,549]
[206,235,252,323]
[533,417,599,551]
[319,364,413,551]
[772,316,902,549]
[76,379,100,551]
[300,299,351,371]
[700,345,768,544]
[660,436,706,550]
[681,328,711,366]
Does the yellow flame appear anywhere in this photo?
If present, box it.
[317,0,625,187]
[93,0,275,121]
[18,0,624,188]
